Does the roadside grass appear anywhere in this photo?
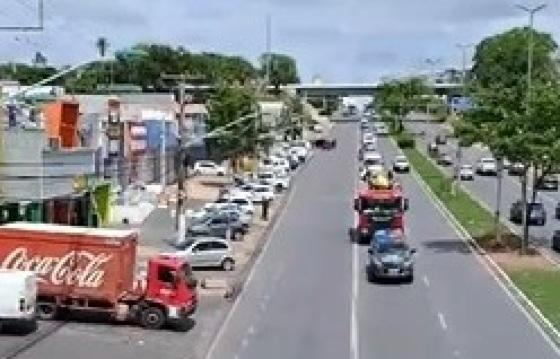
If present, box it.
[508,269,560,330]
[401,142,560,336]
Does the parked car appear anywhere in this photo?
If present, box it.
[535,175,559,191]
[193,161,226,176]
[509,200,546,226]
[508,162,525,176]
[288,154,300,170]
[435,134,447,145]
[459,164,474,180]
[187,213,247,240]
[437,153,453,166]
[476,157,497,176]
[552,230,560,252]
[392,155,410,173]
[228,196,255,215]
[172,237,235,271]
[252,184,275,203]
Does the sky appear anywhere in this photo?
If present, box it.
[1,0,560,82]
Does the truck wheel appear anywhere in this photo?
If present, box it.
[141,307,166,330]
[222,258,235,271]
[36,303,58,320]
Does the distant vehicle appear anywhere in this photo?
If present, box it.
[361,153,384,179]
[535,175,559,191]
[171,238,235,271]
[374,123,390,136]
[476,157,497,176]
[360,118,370,130]
[552,230,560,252]
[193,161,226,176]
[459,164,474,181]
[362,133,377,146]
[367,237,416,283]
[252,184,275,203]
[228,196,256,215]
[437,153,453,166]
[435,134,447,145]
[556,202,560,220]
[509,200,546,226]
[392,155,410,173]
[359,142,377,160]
[0,270,37,333]
[508,162,525,176]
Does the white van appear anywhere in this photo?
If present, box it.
[0,270,37,333]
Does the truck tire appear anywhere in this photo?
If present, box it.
[366,267,376,283]
[141,307,166,330]
[36,303,58,320]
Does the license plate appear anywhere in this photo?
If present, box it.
[388,268,400,275]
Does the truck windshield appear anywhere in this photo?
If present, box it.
[362,199,401,212]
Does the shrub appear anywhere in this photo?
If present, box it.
[396,133,415,148]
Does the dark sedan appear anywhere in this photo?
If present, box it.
[509,200,546,226]
[535,175,559,191]
[552,230,560,252]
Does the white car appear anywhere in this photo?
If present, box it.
[476,158,497,176]
[290,146,308,161]
[459,164,474,180]
[362,152,384,175]
[271,157,290,175]
[252,184,275,203]
[392,155,410,173]
[171,237,235,271]
[374,123,390,136]
[193,161,226,176]
[228,196,255,215]
[257,171,276,186]
[362,133,377,146]
[272,173,290,191]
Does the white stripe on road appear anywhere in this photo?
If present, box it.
[438,312,448,331]
[422,275,430,288]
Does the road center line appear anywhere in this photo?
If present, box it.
[438,312,448,331]
[350,125,360,359]
[422,275,430,287]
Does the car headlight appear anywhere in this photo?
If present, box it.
[371,257,382,267]
[360,227,369,234]
[403,260,413,268]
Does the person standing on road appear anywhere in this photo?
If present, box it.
[262,198,270,221]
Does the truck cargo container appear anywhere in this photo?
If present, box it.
[0,223,197,330]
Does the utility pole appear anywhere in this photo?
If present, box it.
[265,14,272,86]
[452,44,473,197]
[516,3,546,254]
[161,74,190,242]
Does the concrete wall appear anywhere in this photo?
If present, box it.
[0,129,97,201]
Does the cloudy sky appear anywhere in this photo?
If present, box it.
[1,0,560,82]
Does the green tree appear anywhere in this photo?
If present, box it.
[460,27,559,252]
[259,53,300,89]
[207,83,257,163]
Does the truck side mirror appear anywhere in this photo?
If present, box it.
[403,198,409,211]
[354,198,360,211]
[367,248,373,255]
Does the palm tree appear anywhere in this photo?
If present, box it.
[95,37,110,90]
[32,51,47,67]
[96,37,109,58]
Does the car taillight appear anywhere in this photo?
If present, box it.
[19,298,25,312]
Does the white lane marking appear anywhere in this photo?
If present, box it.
[205,179,298,359]
[438,312,448,331]
[351,239,359,359]
[247,325,255,336]
[241,338,249,349]
[405,148,560,355]
[234,355,240,359]
[422,275,430,288]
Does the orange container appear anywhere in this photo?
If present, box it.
[42,101,79,148]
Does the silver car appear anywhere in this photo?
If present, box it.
[172,237,235,271]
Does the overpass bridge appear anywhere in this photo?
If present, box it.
[182,82,462,98]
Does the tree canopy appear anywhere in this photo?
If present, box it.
[259,53,300,88]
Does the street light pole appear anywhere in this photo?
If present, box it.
[516,3,547,254]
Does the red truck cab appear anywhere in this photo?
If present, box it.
[141,255,197,329]
[354,180,409,244]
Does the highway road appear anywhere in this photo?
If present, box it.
[405,119,558,250]
[206,122,560,359]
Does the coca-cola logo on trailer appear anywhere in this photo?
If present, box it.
[1,247,113,288]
